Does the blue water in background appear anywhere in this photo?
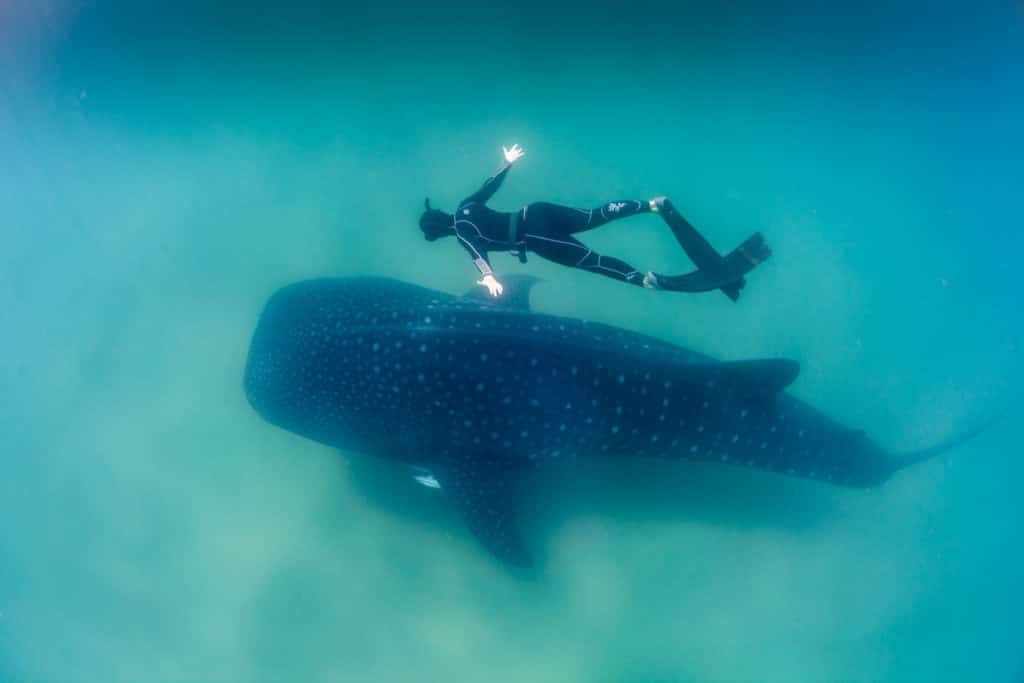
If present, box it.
[2,2,1022,681]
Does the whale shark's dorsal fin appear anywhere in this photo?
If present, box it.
[462,274,541,312]
[682,359,800,398]
[435,453,533,569]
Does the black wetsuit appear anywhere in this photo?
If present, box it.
[454,162,653,286]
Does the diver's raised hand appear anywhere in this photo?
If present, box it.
[503,144,525,164]
[478,274,504,297]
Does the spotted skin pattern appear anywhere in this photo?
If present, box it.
[244,276,936,567]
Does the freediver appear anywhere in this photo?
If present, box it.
[419,144,770,300]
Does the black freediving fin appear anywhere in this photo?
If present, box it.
[655,199,771,301]
[462,273,542,312]
[652,233,772,300]
[656,199,727,271]
[654,268,743,296]
[435,454,533,568]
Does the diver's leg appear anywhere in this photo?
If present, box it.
[523,232,646,287]
[537,197,748,270]
[532,198,746,264]
[564,200,652,234]
[521,201,653,236]
[521,200,770,299]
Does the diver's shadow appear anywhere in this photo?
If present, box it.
[344,453,840,567]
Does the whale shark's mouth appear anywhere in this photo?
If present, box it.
[243,342,288,420]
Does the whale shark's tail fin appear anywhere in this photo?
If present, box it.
[888,410,1006,471]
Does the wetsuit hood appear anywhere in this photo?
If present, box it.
[420,198,454,241]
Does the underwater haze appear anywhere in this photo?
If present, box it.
[2,1,1023,681]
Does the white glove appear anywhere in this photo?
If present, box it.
[503,144,525,163]
[477,274,504,297]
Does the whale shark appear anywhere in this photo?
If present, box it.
[243,275,987,567]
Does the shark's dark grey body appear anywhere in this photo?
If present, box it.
[244,276,971,566]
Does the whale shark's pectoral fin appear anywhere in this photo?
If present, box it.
[436,454,533,568]
[462,274,541,312]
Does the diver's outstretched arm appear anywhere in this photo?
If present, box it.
[462,144,525,205]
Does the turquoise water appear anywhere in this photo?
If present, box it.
[3,2,1022,681]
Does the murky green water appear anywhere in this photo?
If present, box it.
[2,2,1022,681]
